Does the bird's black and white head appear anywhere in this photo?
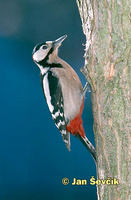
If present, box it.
[32,35,67,66]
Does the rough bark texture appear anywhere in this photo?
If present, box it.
[76,0,131,200]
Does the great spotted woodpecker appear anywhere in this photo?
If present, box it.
[32,35,96,162]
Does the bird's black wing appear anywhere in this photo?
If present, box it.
[40,71,70,150]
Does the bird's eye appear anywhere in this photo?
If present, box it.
[42,45,48,50]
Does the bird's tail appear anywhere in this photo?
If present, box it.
[75,134,96,163]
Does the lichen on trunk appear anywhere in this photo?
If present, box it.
[76,0,131,199]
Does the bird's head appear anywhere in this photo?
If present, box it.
[32,35,67,65]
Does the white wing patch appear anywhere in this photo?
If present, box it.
[52,110,64,119]
[43,73,54,113]
[52,110,60,118]
[56,120,65,128]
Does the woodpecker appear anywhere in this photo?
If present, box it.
[32,35,96,162]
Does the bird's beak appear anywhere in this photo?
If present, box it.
[53,35,67,48]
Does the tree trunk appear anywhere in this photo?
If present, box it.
[76,0,131,199]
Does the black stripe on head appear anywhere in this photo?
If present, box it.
[37,46,53,66]
[33,42,46,54]
[35,41,63,67]
[34,41,64,70]
[33,40,53,65]
[38,60,63,69]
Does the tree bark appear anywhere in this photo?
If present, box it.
[76,0,131,199]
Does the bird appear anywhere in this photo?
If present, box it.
[32,35,96,162]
